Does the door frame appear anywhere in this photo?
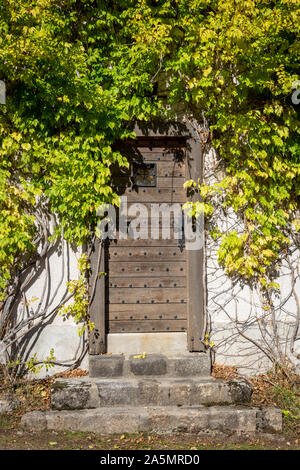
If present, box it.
[89,122,205,354]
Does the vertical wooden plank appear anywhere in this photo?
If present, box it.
[89,238,106,354]
[186,126,206,352]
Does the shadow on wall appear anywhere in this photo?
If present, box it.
[4,238,88,378]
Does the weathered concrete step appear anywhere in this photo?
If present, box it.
[50,377,252,410]
[89,353,211,378]
[21,405,282,435]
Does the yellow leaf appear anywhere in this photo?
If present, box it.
[203,66,212,77]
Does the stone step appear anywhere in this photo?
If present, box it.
[89,353,211,378]
[21,405,282,435]
[50,377,252,410]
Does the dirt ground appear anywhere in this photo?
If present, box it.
[0,415,299,451]
[0,364,299,450]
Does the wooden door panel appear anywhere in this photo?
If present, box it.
[125,204,184,220]
[109,287,186,304]
[111,158,185,183]
[114,224,185,242]
[138,150,174,161]
[156,162,185,177]
[109,277,186,288]
[111,238,180,247]
[108,319,187,333]
[108,303,187,317]
[108,246,185,262]
[125,187,186,203]
[156,177,185,188]
[109,261,186,276]
[115,176,185,189]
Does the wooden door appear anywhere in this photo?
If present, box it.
[106,137,187,334]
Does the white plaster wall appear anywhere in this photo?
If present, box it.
[18,240,88,378]
[205,147,300,376]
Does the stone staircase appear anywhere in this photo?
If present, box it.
[21,353,282,435]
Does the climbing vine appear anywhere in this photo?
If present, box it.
[130,0,300,287]
[58,254,94,337]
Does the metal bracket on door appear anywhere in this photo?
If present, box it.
[176,213,185,253]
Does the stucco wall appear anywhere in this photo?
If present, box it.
[205,147,300,376]
[17,240,88,377]
[207,250,300,375]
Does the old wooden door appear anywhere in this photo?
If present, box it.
[89,130,205,354]
[107,136,187,335]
